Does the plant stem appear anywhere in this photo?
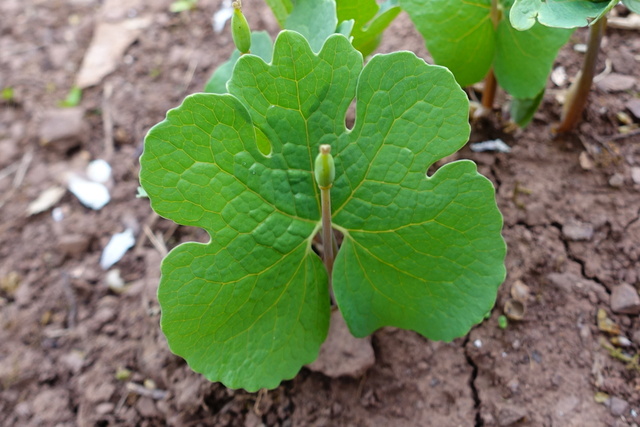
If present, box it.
[320,185,334,285]
[481,0,500,111]
[481,68,497,111]
[554,16,607,134]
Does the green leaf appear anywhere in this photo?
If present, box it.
[204,31,273,94]
[330,52,505,337]
[624,0,640,14]
[1,87,14,102]
[169,0,197,13]
[266,0,293,27]
[400,0,496,88]
[59,86,82,107]
[494,21,570,99]
[285,0,337,52]
[140,31,505,390]
[401,0,572,100]
[510,88,545,127]
[510,0,617,29]
[336,0,401,57]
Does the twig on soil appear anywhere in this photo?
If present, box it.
[125,381,169,400]
[61,272,78,329]
[13,148,34,188]
[182,56,199,94]
[253,388,267,416]
[102,82,115,162]
[592,58,612,83]
[142,224,168,257]
[601,128,640,142]
[0,162,19,182]
[134,212,159,252]
[0,148,34,209]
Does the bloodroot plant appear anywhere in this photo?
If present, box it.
[139,28,506,391]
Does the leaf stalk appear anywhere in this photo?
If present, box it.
[314,144,336,294]
[481,0,501,111]
[554,16,606,134]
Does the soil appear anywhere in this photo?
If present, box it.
[1,1,640,426]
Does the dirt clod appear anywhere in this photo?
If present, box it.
[38,108,87,152]
[307,309,375,378]
[610,283,640,315]
[595,73,637,92]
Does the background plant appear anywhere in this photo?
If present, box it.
[400,0,574,127]
[205,0,399,93]
[510,0,640,133]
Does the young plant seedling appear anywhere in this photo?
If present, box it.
[510,0,640,133]
[400,0,574,127]
[140,30,506,391]
[205,0,399,94]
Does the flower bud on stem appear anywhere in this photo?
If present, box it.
[314,145,336,290]
[231,1,251,54]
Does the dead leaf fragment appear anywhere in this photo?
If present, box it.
[597,308,620,336]
[76,17,151,88]
[595,73,636,92]
[27,186,66,216]
[608,13,640,30]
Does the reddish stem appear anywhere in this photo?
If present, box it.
[481,68,497,111]
[554,16,607,134]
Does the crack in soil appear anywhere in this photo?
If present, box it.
[623,207,640,231]
[462,335,483,427]
[549,221,611,295]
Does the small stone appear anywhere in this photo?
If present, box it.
[497,406,527,426]
[609,396,629,417]
[39,108,87,152]
[631,167,640,185]
[562,221,594,241]
[58,234,91,258]
[96,402,115,415]
[555,394,580,418]
[579,151,594,170]
[595,73,637,92]
[136,397,158,418]
[610,283,640,315]
[632,329,640,345]
[626,98,640,120]
[609,173,624,188]
[244,411,264,427]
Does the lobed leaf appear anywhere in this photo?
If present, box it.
[140,31,505,390]
[204,31,273,94]
[284,0,337,52]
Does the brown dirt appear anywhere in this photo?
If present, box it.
[1,1,640,426]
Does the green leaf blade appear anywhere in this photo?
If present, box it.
[204,31,273,94]
[266,0,294,27]
[159,239,329,392]
[332,53,505,341]
[401,0,495,88]
[512,0,617,29]
[336,0,401,57]
[284,0,338,52]
[335,160,505,340]
[494,20,573,99]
